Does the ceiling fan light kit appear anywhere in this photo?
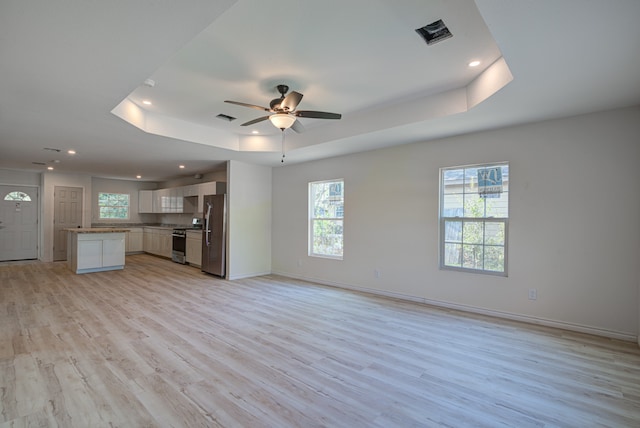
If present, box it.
[269,113,296,130]
[225,84,342,132]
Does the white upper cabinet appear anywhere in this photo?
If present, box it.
[170,187,183,213]
[197,182,226,213]
[182,184,198,197]
[139,190,154,213]
[156,188,170,213]
[139,182,226,214]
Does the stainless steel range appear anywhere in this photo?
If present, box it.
[171,228,187,264]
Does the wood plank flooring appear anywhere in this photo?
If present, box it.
[1,254,640,427]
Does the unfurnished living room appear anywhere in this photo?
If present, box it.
[1,1,640,427]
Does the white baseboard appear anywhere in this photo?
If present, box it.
[271,270,638,343]
[227,270,272,281]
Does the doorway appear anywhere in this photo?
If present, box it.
[0,185,39,261]
[53,186,83,261]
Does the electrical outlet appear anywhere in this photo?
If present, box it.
[528,288,537,300]
[374,269,382,279]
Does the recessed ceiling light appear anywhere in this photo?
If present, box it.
[68,149,76,155]
[252,130,259,134]
[47,166,54,170]
[142,100,152,105]
[136,175,142,179]
[179,165,185,169]
[468,60,481,67]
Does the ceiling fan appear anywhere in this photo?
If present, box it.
[225,84,341,132]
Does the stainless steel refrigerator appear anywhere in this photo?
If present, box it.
[201,194,226,277]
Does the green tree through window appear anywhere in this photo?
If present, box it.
[98,193,130,219]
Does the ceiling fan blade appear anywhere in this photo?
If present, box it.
[280,91,303,112]
[225,100,271,112]
[291,119,305,133]
[241,116,270,126]
[295,110,342,120]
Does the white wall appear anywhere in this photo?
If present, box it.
[0,169,41,186]
[272,106,640,341]
[227,160,272,280]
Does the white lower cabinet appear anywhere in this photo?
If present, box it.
[77,240,103,270]
[186,231,202,267]
[143,227,172,258]
[68,231,126,274]
[126,228,143,253]
[159,231,172,258]
[102,238,126,267]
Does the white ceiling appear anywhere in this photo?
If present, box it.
[1,0,639,182]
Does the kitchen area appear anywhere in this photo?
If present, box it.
[85,180,228,277]
[6,159,270,281]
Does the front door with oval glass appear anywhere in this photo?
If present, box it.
[0,186,39,261]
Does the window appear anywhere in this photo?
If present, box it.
[98,192,130,219]
[309,179,344,259]
[4,191,31,201]
[440,163,509,275]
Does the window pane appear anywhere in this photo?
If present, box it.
[312,219,343,256]
[444,220,462,243]
[484,246,505,272]
[464,167,480,193]
[485,191,509,217]
[444,243,462,267]
[462,244,483,269]
[462,221,483,245]
[442,169,463,194]
[484,222,505,245]
[98,193,129,219]
[442,194,463,217]
[312,182,343,219]
[464,193,485,218]
[4,191,32,201]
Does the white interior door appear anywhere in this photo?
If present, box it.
[0,185,39,261]
[53,186,83,261]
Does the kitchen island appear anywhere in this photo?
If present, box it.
[67,228,128,274]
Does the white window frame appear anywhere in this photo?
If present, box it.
[309,179,344,260]
[98,192,130,220]
[439,163,509,276]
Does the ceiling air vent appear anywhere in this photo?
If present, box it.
[216,113,236,122]
[415,19,452,45]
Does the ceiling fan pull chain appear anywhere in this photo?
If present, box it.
[281,129,286,163]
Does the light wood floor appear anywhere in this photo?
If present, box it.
[1,254,640,427]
